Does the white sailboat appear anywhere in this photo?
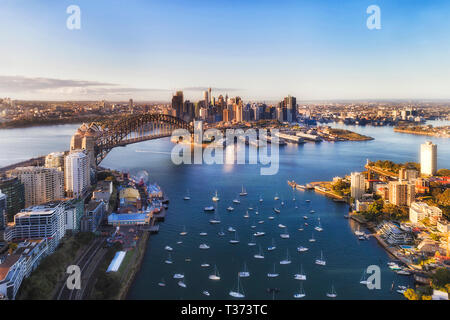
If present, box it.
[178,279,187,288]
[229,232,240,244]
[267,238,276,251]
[274,193,280,200]
[204,206,215,212]
[315,251,326,266]
[164,253,173,264]
[360,270,368,285]
[280,228,290,239]
[209,265,221,280]
[259,195,263,202]
[280,249,292,265]
[183,189,191,200]
[164,245,173,251]
[201,263,210,268]
[254,245,265,259]
[233,196,241,204]
[218,228,225,236]
[326,284,337,298]
[212,190,220,202]
[209,211,221,224]
[239,185,248,196]
[293,283,306,299]
[173,273,184,279]
[227,226,236,232]
[258,220,264,224]
[227,206,234,211]
[268,215,275,220]
[179,226,188,236]
[309,232,316,242]
[158,278,166,287]
[199,243,210,250]
[248,235,256,246]
[273,208,280,214]
[199,232,208,236]
[202,290,210,296]
[267,263,279,277]
[310,210,315,214]
[294,265,306,280]
[243,211,250,218]
[229,274,245,298]
[297,245,309,252]
[314,218,323,232]
[239,262,250,278]
[254,231,265,237]
[278,223,286,228]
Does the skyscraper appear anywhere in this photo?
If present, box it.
[350,172,365,200]
[0,176,25,221]
[65,151,90,198]
[10,166,64,207]
[172,91,184,119]
[0,190,6,230]
[420,141,437,176]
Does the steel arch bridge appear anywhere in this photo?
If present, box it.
[88,113,193,164]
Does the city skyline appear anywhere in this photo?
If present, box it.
[1,0,450,101]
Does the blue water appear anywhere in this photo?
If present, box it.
[0,121,448,300]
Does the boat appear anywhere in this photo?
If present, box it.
[280,249,292,265]
[360,270,368,285]
[212,190,220,202]
[251,225,256,229]
[255,210,259,215]
[233,198,241,204]
[229,232,240,244]
[254,245,265,259]
[227,206,234,211]
[267,239,276,251]
[199,243,210,250]
[164,245,173,251]
[315,251,326,266]
[218,229,225,236]
[303,216,308,220]
[183,189,191,200]
[326,284,337,298]
[354,226,364,236]
[358,235,366,241]
[239,262,250,278]
[259,196,263,202]
[229,274,245,298]
[297,246,309,252]
[185,258,191,262]
[248,206,254,211]
[209,265,221,280]
[209,211,221,224]
[178,280,187,288]
[201,263,210,268]
[254,231,265,237]
[298,227,304,231]
[202,290,210,296]
[397,289,406,294]
[164,253,173,264]
[267,263,279,278]
[173,273,184,279]
[293,284,306,298]
[309,233,316,242]
[310,210,315,214]
[314,218,323,232]
[239,185,248,196]
[158,278,166,287]
[268,216,275,220]
[305,199,311,203]
[304,222,308,226]
[227,226,236,232]
[177,240,183,244]
[274,193,280,200]
[258,220,264,224]
[248,235,256,246]
[280,228,290,239]
[273,208,281,214]
[278,224,286,228]
[204,206,215,212]
[396,270,411,276]
[199,232,208,236]
[294,265,306,280]
[243,211,250,218]
[179,226,188,236]
[281,201,285,206]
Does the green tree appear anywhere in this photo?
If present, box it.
[432,268,450,289]
[436,168,450,177]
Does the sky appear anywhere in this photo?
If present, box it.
[0,0,450,102]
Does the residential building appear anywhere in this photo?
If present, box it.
[65,150,90,198]
[81,200,106,233]
[420,141,437,176]
[0,190,5,230]
[0,176,25,221]
[409,202,443,224]
[350,172,365,200]
[0,254,26,300]
[388,181,415,206]
[10,166,64,207]
[398,167,418,181]
[44,152,65,171]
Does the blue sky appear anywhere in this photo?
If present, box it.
[0,0,449,101]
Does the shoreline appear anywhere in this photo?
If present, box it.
[394,128,450,138]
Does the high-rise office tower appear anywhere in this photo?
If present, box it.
[208,87,212,106]
[172,91,184,119]
[65,151,90,198]
[350,172,365,200]
[284,95,297,123]
[0,176,25,221]
[0,189,6,230]
[420,141,437,176]
[10,166,64,208]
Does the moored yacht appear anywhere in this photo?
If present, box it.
[254,231,265,237]
[179,226,188,236]
[212,190,220,202]
[199,243,210,250]
[183,189,191,200]
[239,185,248,196]
[297,245,309,252]
[229,232,240,244]
[280,228,290,239]
[227,206,234,211]
[280,249,292,265]
[173,273,184,279]
[293,284,306,298]
[314,218,323,232]
[204,206,215,212]
[164,245,173,251]
[273,208,281,214]
[315,251,326,266]
[209,265,221,280]
[239,262,250,278]
[326,284,337,298]
[294,265,306,280]
[229,274,245,298]
[254,245,265,259]
[267,238,276,251]
[267,263,279,278]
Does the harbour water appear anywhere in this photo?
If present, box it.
[0,121,448,299]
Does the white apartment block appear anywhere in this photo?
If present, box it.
[420,141,437,176]
[65,150,90,198]
[10,166,64,207]
[351,172,365,200]
[409,202,442,224]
